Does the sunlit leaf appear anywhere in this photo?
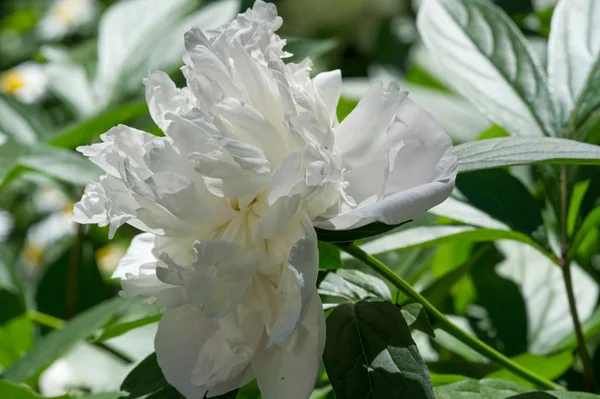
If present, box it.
[433,379,532,398]
[417,0,557,137]
[486,351,573,388]
[454,137,600,173]
[318,269,391,302]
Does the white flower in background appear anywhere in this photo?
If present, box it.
[73,1,457,397]
[0,210,13,243]
[38,0,97,40]
[0,62,48,104]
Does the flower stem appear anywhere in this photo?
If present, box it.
[336,242,563,391]
[559,165,597,392]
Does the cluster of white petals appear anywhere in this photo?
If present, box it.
[73,1,456,397]
[38,0,97,40]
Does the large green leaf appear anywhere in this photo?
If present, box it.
[356,225,537,256]
[486,351,573,388]
[2,297,135,382]
[434,379,532,398]
[318,242,343,270]
[323,301,435,399]
[47,101,149,149]
[456,169,544,239]
[454,138,600,173]
[547,0,600,137]
[417,0,557,137]
[0,380,39,399]
[400,303,435,338]
[0,139,101,190]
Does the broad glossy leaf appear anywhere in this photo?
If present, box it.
[456,169,543,238]
[356,225,536,256]
[93,314,161,343]
[547,0,600,133]
[318,269,391,302]
[315,221,403,243]
[2,297,135,382]
[454,137,600,173]
[47,101,149,149]
[434,379,532,398]
[417,0,557,137]
[323,301,435,399]
[486,351,573,388]
[401,303,435,338]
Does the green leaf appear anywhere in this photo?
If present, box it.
[417,0,557,138]
[434,378,532,398]
[323,301,435,399]
[336,97,358,122]
[285,37,339,65]
[315,221,405,243]
[0,380,39,399]
[2,297,135,382]
[400,303,435,338]
[552,306,600,352]
[486,351,573,388]
[0,95,37,144]
[93,314,161,342]
[509,393,600,398]
[454,138,600,173]
[456,169,544,239]
[0,315,34,369]
[318,269,391,302]
[357,226,537,256]
[47,101,149,149]
[318,242,342,270]
[547,0,600,137]
[568,207,600,261]
[0,140,101,190]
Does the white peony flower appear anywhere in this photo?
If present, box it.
[38,0,97,41]
[73,1,457,397]
[0,62,48,104]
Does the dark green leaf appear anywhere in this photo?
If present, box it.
[93,314,162,342]
[47,101,149,149]
[400,303,435,338]
[0,380,39,399]
[2,296,135,382]
[454,138,600,173]
[318,269,391,302]
[323,301,435,399]
[434,378,532,398]
[315,221,405,243]
[456,169,544,239]
[318,242,342,270]
[509,392,600,398]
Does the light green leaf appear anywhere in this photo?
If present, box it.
[318,269,391,302]
[93,314,161,343]
[454,137,600,173]
[568,207,600,261]
[47,101,149,149]
[355,226,536,256]
[417,0,557,137]
[2,297,135,382]
[0,140,101,190]
[547,0,600,135]
[323,301,435,399]
[552,306,600,352]
[509,392,600,398]
[0,380,39,399]
[318,242,342,270]
[0,96,37,144]
[434,379,532,398]
[486,351,573,388]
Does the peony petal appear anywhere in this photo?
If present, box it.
[144,71,192,132]
[252,290,324,399]
[111,233,156,279]
[313,70,342,126]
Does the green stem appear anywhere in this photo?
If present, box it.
[337,242,564,391]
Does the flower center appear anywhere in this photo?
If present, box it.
[0,70,25,95]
